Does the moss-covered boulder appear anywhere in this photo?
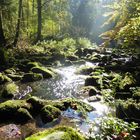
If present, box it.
[82,86,100,97]
[26,126,85,140]
[26,62,40,70]
[85,76,101,88]
[31,66,55,79]
[22,73,43,82]
[66,55,79,61]
[7,74,23,81]
[4,68,16,74]
[0,100,33,123]
[1,82,19,98]
[41,105,61,123]
[76,66,94,75]
[0,73,12,84]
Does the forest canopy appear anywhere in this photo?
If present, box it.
[0,0,139,48]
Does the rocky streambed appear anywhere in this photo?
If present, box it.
[0,48,140,139]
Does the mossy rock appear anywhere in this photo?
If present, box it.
[26,62,40,70]
[26,126,85,140]
[0,100,32,122]
[7,74,23,81]
[85,76,101,88]
[82,86,100,96]
[22,73,43,82]
[0,73,12,85]
[66,55,79,61]
[31,66,55,79]
[1,82,19,98]
[16,108,33,122]
[76,66,94,75]
[41,105,61,123]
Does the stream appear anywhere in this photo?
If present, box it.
[20,62,114,133]
[0,62,114,139]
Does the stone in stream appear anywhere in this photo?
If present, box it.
[25,126,85,140]
[21,73,43,82]
[1,82,19,98]
[0,73,12,85]
[31,66,55,79]
[0,100,33,123]
[0,124,21,140]
[41,105,61,123]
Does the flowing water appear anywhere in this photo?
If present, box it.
[0,62,114,139]
[20,62,114,133]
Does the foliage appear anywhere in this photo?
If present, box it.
[88,117,138,140]
[100,0,140,48]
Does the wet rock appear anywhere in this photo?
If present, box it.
[1,82,19,98]
[77,66,94,75]
[26,126,85,140]
[85,75,101,88]
[87,95,101,102]
[21,73,43,82]
[31,66,55,79]
[0,124,22,140]
[41,105,61,123]
[0,73,12,85]
[4,68,16,75]
[0,100,32,123]
[26,62,39,71]
[27,96,47,114]
[16,108,33,122]
[67,55,79,61]
[7,74,23,81]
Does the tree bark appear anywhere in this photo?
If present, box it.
[36,0,42,42]
[13,0,23,47]
[0,11,6,47]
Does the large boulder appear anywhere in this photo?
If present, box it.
[41,105,61,123]
[0,100,33,123]
[21,73,43,82]
[85,75,101,88]
[1,82,19,98]
[31,66,55,79]
[0,73,12,85]
[26,126,85,140]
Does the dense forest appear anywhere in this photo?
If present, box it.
[0,0,140,140]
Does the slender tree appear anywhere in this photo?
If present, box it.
[0,10,6,46]
[13,0,23,47]
[36,0,42,42]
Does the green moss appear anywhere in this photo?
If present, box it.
[119,72,136,90]
[31,66,55,79]
[26,126,85,140]
[1,82,19,98]
[76,66,94,75]
[0,100,32,122]
[41,105,61,123]
[22,73,43,82]
[26,62,40,70]
[7,74,23,81]
[4,68,16,74]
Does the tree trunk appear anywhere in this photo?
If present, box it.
[36,0,42,42]
[13,0,23,47]
[0,12,6,47]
